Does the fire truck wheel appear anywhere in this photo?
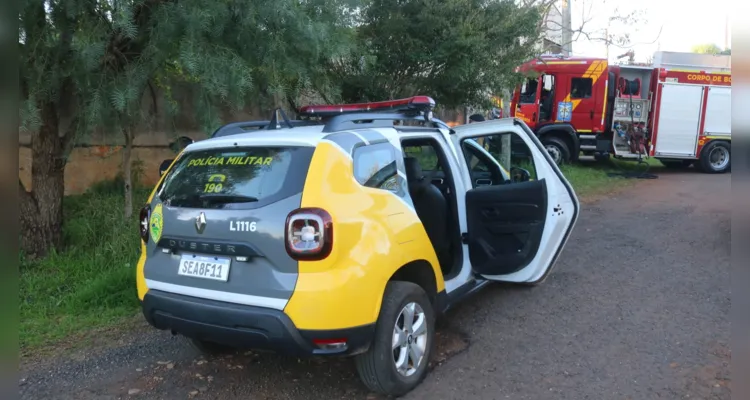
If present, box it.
[541,137,570,165]
[697,141,731,174]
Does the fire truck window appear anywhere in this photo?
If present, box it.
[542,75,554,91]
[519,78,538,104]
[571,77,593,99]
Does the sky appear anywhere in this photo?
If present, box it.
[567,0,731,62]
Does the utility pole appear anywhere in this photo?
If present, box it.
[561,0,572,56]
[605,25,609,60]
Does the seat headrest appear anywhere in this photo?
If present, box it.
[404,157,424,182]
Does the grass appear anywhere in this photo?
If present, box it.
[18,156,666,355]
[19,178,151,353]
[558,157,665,198]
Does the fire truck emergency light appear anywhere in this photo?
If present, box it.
[298,96,436,118]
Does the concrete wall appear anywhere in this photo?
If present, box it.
[18,84,269,195]
[18,130,213,195]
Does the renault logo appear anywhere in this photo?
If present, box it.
[195,212,207,234]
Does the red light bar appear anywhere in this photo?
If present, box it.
[298,96,436,117]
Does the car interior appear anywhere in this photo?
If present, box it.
[401,138,463,278]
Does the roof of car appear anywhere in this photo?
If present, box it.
[186,125,330,152]
[185,117,524,154]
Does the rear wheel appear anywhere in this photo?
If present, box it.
[697,141,731,173]
[541,136,570,165]
[355,281,435,397]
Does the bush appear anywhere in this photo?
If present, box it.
[20,182,151,350]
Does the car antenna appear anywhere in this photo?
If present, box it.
[266,107,295,130]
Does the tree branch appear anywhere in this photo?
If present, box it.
[148,79,159,116]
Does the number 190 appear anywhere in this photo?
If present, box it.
[204,183,223,193]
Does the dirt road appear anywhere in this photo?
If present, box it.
[20,170,731,400]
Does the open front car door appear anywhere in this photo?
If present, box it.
[453,119,580,284]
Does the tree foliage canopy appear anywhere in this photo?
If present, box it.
[329,0,544,108]
[690,43,723,55]
[18,0,358,256]
[19,0,358,137]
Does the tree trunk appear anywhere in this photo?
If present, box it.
[500,134,512,172]
[19,102,65,258]
[122,128,134,219]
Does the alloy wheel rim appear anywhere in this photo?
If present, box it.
[392,302,428,377]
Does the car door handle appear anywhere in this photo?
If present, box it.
[590,110,594,119]
[476,179,492,186]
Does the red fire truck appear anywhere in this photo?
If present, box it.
[509,55,732,173]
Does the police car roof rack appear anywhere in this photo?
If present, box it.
[297,95,450,133]
[266,107,295,130]
[321,112,450,133]
[210,107,320,138]
[210,120,314,138]
[210,96,448,137]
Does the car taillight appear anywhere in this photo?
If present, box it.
[139,205,151,243]
[284,208,333,261]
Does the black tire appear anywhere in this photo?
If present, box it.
[697,140,731,174]
[541,136,571,165]
[186,337,235,355]
[355,281,436,397]
[658,159,694,168]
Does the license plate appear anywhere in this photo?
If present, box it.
[178,254,231,281]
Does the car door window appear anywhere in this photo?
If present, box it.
[403,143,450,192]
[353,143,399,192]
[461,132,537,184]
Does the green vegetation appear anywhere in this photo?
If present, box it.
[691,43,731,56]
[561,157,665,198]
[333,0,543,108]
[20,179,150,351]
[20,158,668,353]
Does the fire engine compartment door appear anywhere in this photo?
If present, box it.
[703,86,731,136]
[654,83,704,157]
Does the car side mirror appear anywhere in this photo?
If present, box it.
[169,136,194,152]
[510,167,531,183]
[159,159,174,177]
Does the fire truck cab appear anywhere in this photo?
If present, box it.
[510,55,732,173]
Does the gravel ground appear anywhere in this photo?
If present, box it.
[19,170,731,400]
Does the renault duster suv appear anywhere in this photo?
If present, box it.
[137,96,580,397]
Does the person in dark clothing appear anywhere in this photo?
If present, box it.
[469,113,485,123]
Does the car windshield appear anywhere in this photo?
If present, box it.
[157,146,314,209]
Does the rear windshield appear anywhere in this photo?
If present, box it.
[157,146,314,209]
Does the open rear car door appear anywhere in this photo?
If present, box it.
[453,120,580,284]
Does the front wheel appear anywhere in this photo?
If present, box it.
[355,281,435,397]
[697,141,731,173]
[541,137,571,165]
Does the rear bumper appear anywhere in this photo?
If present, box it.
[142,290,374,357]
